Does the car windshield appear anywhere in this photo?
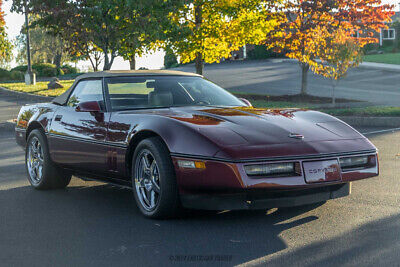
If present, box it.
[105,76,246,111]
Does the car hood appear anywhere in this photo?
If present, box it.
[165,106,364,145]
[162,106,376,160]
[120,106,375,160]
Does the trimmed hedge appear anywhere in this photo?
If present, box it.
[1,63,78,82]
[10,65,28,72]
[0,68,11,81]
[10,71,24,81]
[10,63,65,77]
[41,67,57,77]
[61,64,78,74]
[0,68,24,82]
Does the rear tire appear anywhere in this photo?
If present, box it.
[25,129,71,190]
[131,137,180,219]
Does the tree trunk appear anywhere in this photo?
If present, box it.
[94,59,100,72]
[103,52,111,70]
[93,52,102,72]
[103,49,116,71]
[103,63,111,70]
[332,84,336,107]
[109,53,116,69]
[195,53,203,75]
[88,56,97,72]
[53,53,62,69]
[103,56,115,70]
[194,4,203,75]
[301,63,309,95]
[129,55,136,70]
[331,79,339,107]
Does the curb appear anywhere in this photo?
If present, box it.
[338,116,400,127]
[0,86,54,102]
[357,63,400,72]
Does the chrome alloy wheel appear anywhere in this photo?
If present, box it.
[134,149,161,211]
[27,136,44,184]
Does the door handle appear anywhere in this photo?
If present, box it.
[55,115,63,121]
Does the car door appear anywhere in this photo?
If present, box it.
[48,79,110,175]
[103,76,157,180]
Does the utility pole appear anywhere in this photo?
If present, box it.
[24,3,36,85]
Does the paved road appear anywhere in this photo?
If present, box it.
[175,60,400,106]
[0,89,399,266]
[1,127,399,267]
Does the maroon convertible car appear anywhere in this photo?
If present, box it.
[15,70,379,218]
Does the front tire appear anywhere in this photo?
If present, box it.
[132,137,180,219]
[25,129,71,190]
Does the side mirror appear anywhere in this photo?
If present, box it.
[239,98,252,107]
[75,101,101,112]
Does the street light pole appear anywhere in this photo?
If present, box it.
[24,3,35,85]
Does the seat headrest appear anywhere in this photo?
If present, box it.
[148,91,173,107]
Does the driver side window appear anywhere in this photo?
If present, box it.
[67,80,104,108]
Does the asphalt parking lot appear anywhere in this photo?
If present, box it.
[175,60,400,106]
[0,87,400,266]
[1,126,399,267]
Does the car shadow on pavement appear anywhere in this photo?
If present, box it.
[256,213,400,267]
[0,183,321,267]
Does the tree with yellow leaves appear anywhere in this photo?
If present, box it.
[319,30,363,106]
[163,0,279,75]
[267,0,394,95]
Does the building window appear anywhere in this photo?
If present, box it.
[382,29,396,40]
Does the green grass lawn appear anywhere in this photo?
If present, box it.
[0,80,73,97]
[322,106,400,117]
[363,53,400,65]
[1,81,400,116]
[250,99,400,117]
[251,99,400,116]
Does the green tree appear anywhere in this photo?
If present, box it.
[63,27,104,72]
[116,0,186,70]
[0,0,13,68]
[12,0,124,70]
[15,23,70,68]
[162,0,279,75]
[320,34,363,106]
[164,46,178,69]
[114,0,158,70]
[12,0,174,71]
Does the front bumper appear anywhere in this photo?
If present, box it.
[180,183,350,210]
[172,151,378,210]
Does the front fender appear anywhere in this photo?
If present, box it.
[15,103,57,147]
[127,115,222,158]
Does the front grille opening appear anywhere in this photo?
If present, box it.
[248,184,346,200]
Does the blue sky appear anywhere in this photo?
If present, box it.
[3,0,399,70]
